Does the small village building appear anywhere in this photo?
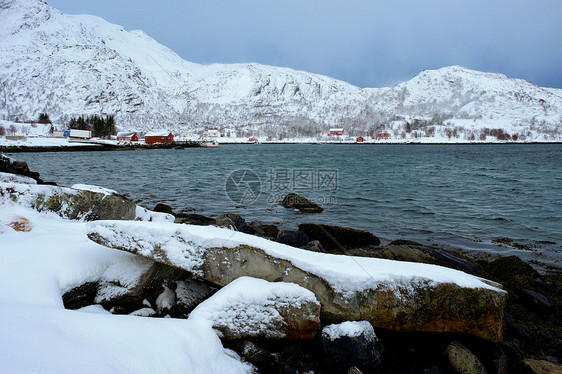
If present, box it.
[144,131,174,143]
[116,132,139,142]
[356,136,365,143]
[248,137,258,143]
[205,129,220,138]
[376,133,392,140]
[328,128,344,136]
[68,129,92,139]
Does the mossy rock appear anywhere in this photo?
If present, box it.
[257,224,279,239]
[482,256,540,285]
[175,213,215,226]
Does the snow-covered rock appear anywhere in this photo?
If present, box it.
[189,277,321,340]
[71,184,117,196]
[94,256,156,305]
[321,321,383,371]
[155,284,177,315]
[134,205,175,223]
[0,171,37,184]
[0,180,137,220]
[87,220,507,341]
[1,0,560,141]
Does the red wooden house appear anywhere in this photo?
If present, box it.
[116,132,139,142]
[328,128,344,136]
[376,133,392,140]
[144,131,174,144]
[356,136,365,143]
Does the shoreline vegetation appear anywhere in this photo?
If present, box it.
[1,154,560,373]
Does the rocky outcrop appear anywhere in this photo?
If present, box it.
[0,179,136,221]
[189,277,321,340]
[0,153,58,184]
[298,223,380,253]
[87,220,507,341]
[281,193,324,213]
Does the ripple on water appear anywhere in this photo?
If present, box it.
[9,144,562,265]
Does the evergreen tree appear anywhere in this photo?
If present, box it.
[67,114,117,138]
[38,113,51,124]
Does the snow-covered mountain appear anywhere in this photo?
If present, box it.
[1,0,561,141]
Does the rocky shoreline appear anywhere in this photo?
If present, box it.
[1,154,560,374]
[2,142,562,154]
[156,204,562,373]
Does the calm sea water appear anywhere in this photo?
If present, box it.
[9,144,562,266]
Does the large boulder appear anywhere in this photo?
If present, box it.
[298,223,380,253]
[445,341,487,374]
[189,277,321,340]
[87,220,507,341]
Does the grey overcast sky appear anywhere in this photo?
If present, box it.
[47,0,562,89]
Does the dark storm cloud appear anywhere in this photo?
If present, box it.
[47,0,562,88]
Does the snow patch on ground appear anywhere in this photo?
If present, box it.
[0,203,253,373]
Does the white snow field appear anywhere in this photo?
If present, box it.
[0,204,253,373]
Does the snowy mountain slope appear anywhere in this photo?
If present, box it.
[0,0,358,129]
[1,0,561,141]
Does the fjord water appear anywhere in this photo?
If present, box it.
[12,144,561,266]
